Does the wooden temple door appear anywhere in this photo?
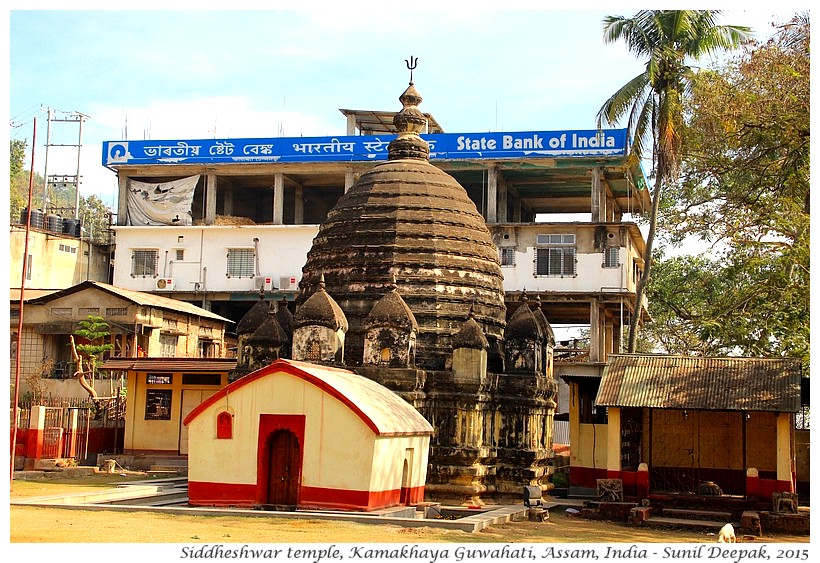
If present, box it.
[266,430,301,507]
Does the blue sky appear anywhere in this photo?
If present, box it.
[7,3,799,210]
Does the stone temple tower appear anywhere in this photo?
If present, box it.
[290,61,556,504]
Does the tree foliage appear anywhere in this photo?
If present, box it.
[647,15,809,371]
[597,10,751,352]
[73,315,114,377]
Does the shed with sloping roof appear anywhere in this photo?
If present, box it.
[183,358,433,511]
[572,354,802,503]
[100,356,237,457]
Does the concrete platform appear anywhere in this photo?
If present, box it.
[11,477,544,533]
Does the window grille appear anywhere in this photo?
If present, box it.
[500,247,516,267]
[535,246,576,276]
[106,307,128,316]
[78,308,100,316]
[175,249,184,261]
[160,334,178,357]
[226,248,255,278]
[132,249,159,277]
[603,247,621,268]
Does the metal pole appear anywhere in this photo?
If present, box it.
[74,113,86,219]
[12,118,37,485]
[42,108,51,211]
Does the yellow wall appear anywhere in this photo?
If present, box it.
[568,382,609,470]
[371,436,430,490]
[10,227,109,289]
[124,369,228,453]
[187,372,380,491]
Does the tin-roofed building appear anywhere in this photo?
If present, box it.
[566,354,802,504]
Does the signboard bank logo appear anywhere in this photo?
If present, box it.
[103,129,627,166]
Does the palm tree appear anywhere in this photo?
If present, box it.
[597,10,751,352]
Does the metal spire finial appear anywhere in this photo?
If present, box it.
[405,56,418,84]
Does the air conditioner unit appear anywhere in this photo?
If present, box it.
[156,278,174,290]
[256,276,274,291]
[280,276,299,291]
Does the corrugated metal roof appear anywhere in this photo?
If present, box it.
[26,281,232,323]
[101,357,236,372]
[185,359,434,437]
[596,354,802,413]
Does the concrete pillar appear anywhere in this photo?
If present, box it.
[637,463,650,499]
[205,174,217,225]
[591,168,602,222]
[607,406,621,474]
[486,166,498,223]
[589,301,601,363]
[511,197,522,222]
[776,413,795,492]
[346,114,357,135]
[746,467,760,500]
[24,405,47,469]
[345,171,355,193]
[294,185,304,224]
[224,188,234,216]
[117,174,129,225]
[498,180,508,223]
[273,173,284,225]
[569,384,580,469]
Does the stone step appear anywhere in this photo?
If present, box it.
[149,465,187,473]
[644,516,735,530]
[662,508,733,522]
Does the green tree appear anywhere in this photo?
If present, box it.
[10,139,33,223]
[648,15,809,370]
[79,194,114,243]
[73,315,114,386]
[596,10,751,352]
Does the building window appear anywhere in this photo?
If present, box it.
[500,247,516,267]
[58,243,77,254]
[145,389,172,420]
[182,373,222,385]
[106,307,128,316]
[603,247,621,268]
[534,234,576,277]
[132,249,159,277]
[175,249,184,261]
[226,248,255,278]
[160,334,179,357]
[50,307,72,317]
[26,254,32,281]
[78,307,100,316]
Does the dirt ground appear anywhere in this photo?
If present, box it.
[9,473,811,544]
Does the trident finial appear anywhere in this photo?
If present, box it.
[405,56,418,84]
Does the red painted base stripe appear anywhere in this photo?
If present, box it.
[187,481,425,511]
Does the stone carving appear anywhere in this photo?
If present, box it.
[773,492,799,513]
[596,479,624,502]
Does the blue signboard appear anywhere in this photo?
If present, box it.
[103,129,627,167]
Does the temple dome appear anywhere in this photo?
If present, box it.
[236,292,270,335]
[297,74,506,369]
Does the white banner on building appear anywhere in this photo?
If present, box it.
[126,175,200,226]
